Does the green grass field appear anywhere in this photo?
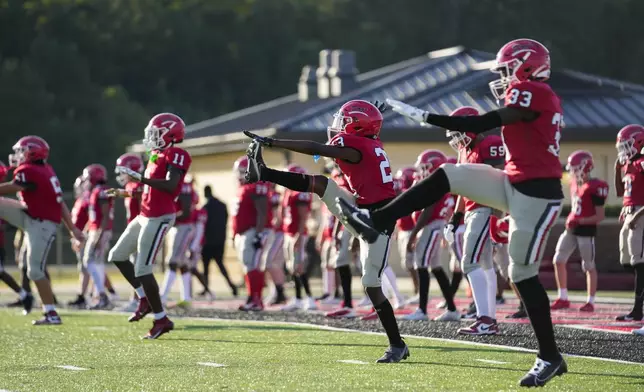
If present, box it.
[0,309,642,391]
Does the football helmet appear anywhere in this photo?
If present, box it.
[233,156,249,184]
[83,164,108,186]
[286,164,307,174]
[446,106,480,152]
[0,160,8,181]
[143,113,186,150]
[415,149,447,179]
[566,150,593,184]
[327,100,383,140]
[394,166,416,191]
[489,39,551,101]
[73,176,87,198]
[9,136,50,167]
[616,124,644,164]
[115,153,144,186]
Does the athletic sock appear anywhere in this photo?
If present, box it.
[322,269,331,295]
[450,271,463,297]
[515,276,560,361]
[467,268,489,318]
[558,288,568,301]
[372,169,450,232]
[300,273,312,297]
[275,284,285,299]
[262,168,311,192]
[44,304,55,312]
[483,268,497,318]
[417,268,430,314]
[153,311,167,320]
[432,268,456,311]
[338,265,353,308]
[180,272,192,301]
[374,300,404,347]
[160,270,177,299]
[135,287,146,299]
[382,266,403,304]
[587,295,595,304]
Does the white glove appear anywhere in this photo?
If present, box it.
[386,98,428,124]
[443,224,455,244]
[115,166,142,182]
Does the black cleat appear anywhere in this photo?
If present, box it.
[335,197,380,243]
[22,293,34,315]
[245,141,265,183]
[507,307,528,319]
[67,294,87,309]
[616,311,643,322]
[462,301,477,319]
[519,356,567,387]
[376,341,410,363]
[269,294,288,306]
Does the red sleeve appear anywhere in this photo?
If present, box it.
[634,158,644,174]
[166,148,192,171]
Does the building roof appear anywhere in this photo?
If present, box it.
[131,46,644,155]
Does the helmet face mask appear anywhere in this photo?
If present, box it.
[143,113,185,151]
[446,130,472,152]
[143,124,169,150]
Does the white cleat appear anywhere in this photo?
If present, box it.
[393,297,406,310]
[302,297,317,311]
[406,294,420,305]
[321,296,341,305]
[281,298,302,312]
[433,310,461,322]
[401,308,428,321]
[633,326,644,336]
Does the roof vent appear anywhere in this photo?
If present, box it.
[328,50,358,97]
[297,65,317,102]
[316,49,332,99]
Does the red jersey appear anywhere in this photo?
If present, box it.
[267,190,282,231]
[141,147,192,218]
[13,163,63,223]
[321,203,336,240]
[460,135,505,212]
[87,185,114,231]
[124,182,144,223]
[502,80,563,183]
[622,158,644,206]
[231,182,269,234]
[329,134,396,206]
[175,182,196,224]
[569,179,609,219]
[71,191,90,231]
[282,190,312,235]
[412,194,452,226]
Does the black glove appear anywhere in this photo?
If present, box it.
[252,232,264,249]
[371,100,388,114]
[243,130,274,147]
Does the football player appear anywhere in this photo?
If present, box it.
[244,99,409,363]
[339,40,567,385]
[442,156,465,307]
[393,167,419,302]
[318,191,337,302]
[83,164,115,310]
[615,125,644,322]
[107,113,191,339]
[551,151,608,312]
[280,165,316,311]
[403,150,460,322]
[0,160,34,313]
[68,175,91,308]
[160,174,197,308]
[262,183,287,305]
[0,136,84,324]
[231,156,269,311]
[188,200,213,299]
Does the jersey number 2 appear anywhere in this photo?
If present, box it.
[374,148,393,184]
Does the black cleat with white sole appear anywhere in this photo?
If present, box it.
[376,342,410,363]
[245,141,265,183]
[519,356,567,388]
[335,197,381,244]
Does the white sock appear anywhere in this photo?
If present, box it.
[484,268,497,318]
[18,288,27,300]
[160,270,177,298]
[381,269,393,299]
[383,266,403,303]
[87,263,105,294]
[153,311,167,320]
[467,268,489,318]
[587,295,595,304]
[328,269,336,294]
[180,272,192,301]
[135,287,146,299]
[44,304,55,312]
[558,288,568,300]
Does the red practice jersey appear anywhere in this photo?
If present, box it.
[141,147,192,218]
[413,194,453,226]
[267,190,282,232]
[282,190,312,235]
[175,182,196,224]
[502,80,563,183]
[329,134,396,206]
[621,158,644,207]
[460,134,505,212]
[232,182,269,235]
[87,185,114,231]
[71,191,90,231]
[569,179,609,220]
[124,181,144,223]
[13,163,63,223]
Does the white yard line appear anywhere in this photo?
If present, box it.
[57,365,88,371]
[476,359,510,365]
[197,362,226,368]
[337,360,368,365]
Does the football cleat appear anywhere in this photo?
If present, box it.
[496,295,506,305]
[143,316,174,340]
[458,316,499,335]
[519,356,567,387]
[578,302,594,312]
[462,302,477,319]
[128,297,151,322]
[32,310,62,326]
[281,298,302,312]
[245,141,265,184]
[89,294,112,310]
[335,198,381,244]
[435,300,447,309]
[401,308,428,321]
[616,311,643,322]
[632,326,644,336]
[119,298,139,313]
[67,294,87,309]
[325,307,356,319]
[550,298,570,310]
[302,297,317,311]
[507,306,528,319]
[433,310,461,322]
[239,300,264,312]
[22,293,34,315]
[376,341,410,363]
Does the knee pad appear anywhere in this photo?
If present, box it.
[27,268,45,281]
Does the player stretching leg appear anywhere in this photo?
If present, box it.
[551,151,607,312]
[339,40,567,385]
[244,100,409,363]
[0,136,84,324]
[107,113,191,339]
[615,125,644,323]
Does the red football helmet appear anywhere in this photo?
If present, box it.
[566,150,593,184]
[9,136,50,167]
[233,156,249,184]
[83,164,108,186]
[394,166,416,191]
[489,39,551,101]
[286,164,307,174]
[446,106,480,152]
[143,113,186,150]
[327,100,383,140]
[415,149,447,179]
[0,160,8,181]
[115,153,144,186]
[616,124,644,164]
